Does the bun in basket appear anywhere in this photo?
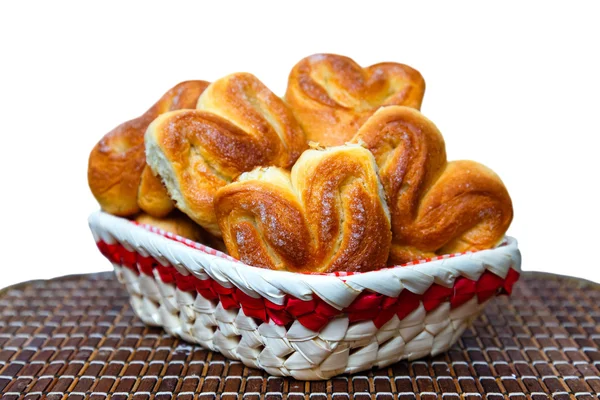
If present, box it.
[285,53,425,146]
[136,165,175,218]
[88,80,209,216]
[214,144,392,273]
[145,73,307,236]
[351,106,513,264]
[135,211,207,243]
[135,211,228,253]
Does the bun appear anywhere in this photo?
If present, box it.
[214,144,391,273]
[135,211,228,253]
[145,73,307,236]
[285,53,425,146]
[137,165,174,218]
[135,211,207,244]
[351,106,513,264]
[88,80,209,216]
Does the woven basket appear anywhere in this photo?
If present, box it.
[89,211,521,380]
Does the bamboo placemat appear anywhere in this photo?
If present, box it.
[0,271,599,399]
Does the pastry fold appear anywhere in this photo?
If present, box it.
[351,106,513,264]
[145,73,307,236]
[214,144,392,273]
[285,53,425,146]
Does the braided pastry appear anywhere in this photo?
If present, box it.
[285,53,425,146]
[145,73,307,236]
[88,80,209,216]
[351,106,513,264]
[214,144,392,273]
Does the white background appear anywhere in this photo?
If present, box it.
[1,1,599,289]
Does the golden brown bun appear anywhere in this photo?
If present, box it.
[145,73,307,236]
[88,80,210,216]
[135,211,208,243]
[214,145,392,273]
[351,106,513,264]
[285,54,425,146]
[137,165,174,218]
[134,211,228,252]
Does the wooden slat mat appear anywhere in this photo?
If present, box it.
[0,271,599,399]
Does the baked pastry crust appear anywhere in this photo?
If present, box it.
[351,106,513,264]
[285,53,425,146]
[88,80,209,216]
[145,73,307,236]
[135,211,207,243]
[214,144,392,273]
[137,165,174,218]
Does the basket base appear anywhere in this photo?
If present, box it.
[114,263,485,379]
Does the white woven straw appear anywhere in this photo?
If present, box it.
[89,211,521,380]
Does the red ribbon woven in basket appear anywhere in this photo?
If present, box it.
[97,239,519,331]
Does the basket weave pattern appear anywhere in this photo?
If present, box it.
[89,212,521,379]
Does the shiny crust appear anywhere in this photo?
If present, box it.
[145,73,307,236]
[285,54,425,146]
[214,145,392,273]
[351,106,513,264]
[137,165,174,218]
[88,80,210,216]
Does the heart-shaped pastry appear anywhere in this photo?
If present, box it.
[88,80,210,216]
[285,53,425,146]
[145,73,307,236]
[214,144,392,273]
[351,106,513,264]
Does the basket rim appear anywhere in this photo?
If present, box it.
[136,222,515,277]
[89,211,521,307]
